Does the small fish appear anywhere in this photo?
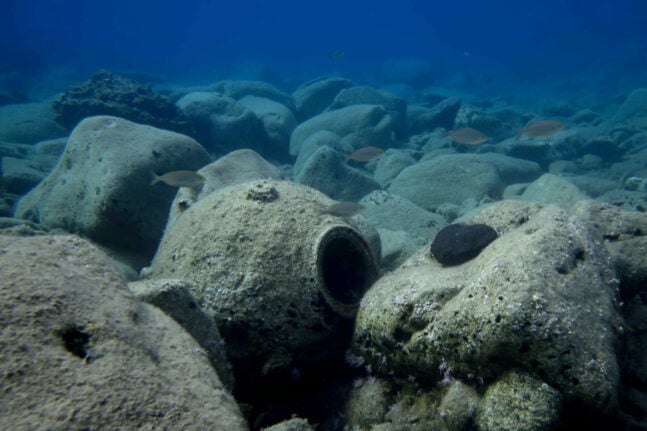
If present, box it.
[516,120,564,140]
[329,49,345,60]
[318,201,365,217]
[446,128,489,145]
[345,146,385,163]
[150,170,205,188]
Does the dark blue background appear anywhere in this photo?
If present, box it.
[2,0,646,97]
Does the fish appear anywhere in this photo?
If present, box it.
[150,170,205,188]
[345,146,385,163]
[318,201,365,217]
[329,49,345,60]
[446,128,489,145]
[516,120,564,140]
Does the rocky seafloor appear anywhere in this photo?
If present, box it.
[1,70,647,430]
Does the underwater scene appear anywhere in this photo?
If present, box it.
[2,0,647,430]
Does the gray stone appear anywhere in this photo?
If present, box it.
[289,104,397,157]
[344,377,391,429]
[1,156,48,194]
[238,95,297,161]
[328,85,407,138]
[15,116,210,256]
[476,371,561,431]
[439,380,480,431]
[0,101,67,144]
[352,201,622,413]
[454,104,508,141]
[373,149,417,188]
[128,278,235,391]
[520,173,589,209]
[144,180,379,395]
[295,145,381,201]
[407,97,461,134]
[0,234,247,430]
[292,77,354,121]
[261,417,315,431]
[360,190,446,246]
[210,79,296,112]
[612,88,647,125]
[168,149,284,226]
[177,91,267,153]
[388,154,506,210]
[292,130,350,177]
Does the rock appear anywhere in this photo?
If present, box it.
[292,130,350,177]
[454,104,508,141]
[177,91,267,153]
[289,104,397,157]
[388,153,541,211]
[430,223,498,266]
[238,95,297,161]
[476,371,561,431]
[261,417,315,431]
[352,201,622,414]
[372,149,417,187]
[570,200,647,298]
[611,88,647,126]
[143,180,379,403]
[15,116,209,258]
[0,101,67,144]
[0,156,49,195]
[520,173,589,209]
[328,85,407,138]
[375,228,419,270]
[344,377,391,429]
[210,79,295,112]
[0,234,247,430]
[0,141,31,158]
[167,149,284,228]
[292,77,354,121]
[52,70,193,135]
[439,380,480,431]
[407,97,461,134]
[294,145,381,201]
[128,278,235,391]
[360,190,447,248]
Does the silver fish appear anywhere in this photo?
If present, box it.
[318,201,365,217]
[150,170,205,188]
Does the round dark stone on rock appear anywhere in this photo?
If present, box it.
[430,223,498,266]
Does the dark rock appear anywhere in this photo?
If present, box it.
[52,70,194,135]
[430,223,498,266]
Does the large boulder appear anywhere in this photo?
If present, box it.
[352,201,623,417]
[289,104,397,157]
[388,153,541,211]
[177,91,268,154]
[0,234,247,430]
[237,95,297,161]
[328,85,407,138]
[294,145,381,201]
[292,77,354,121]
[0,101,67,144]
[209,79,295,112]
[52,70,193,135]
[14,116,209,257]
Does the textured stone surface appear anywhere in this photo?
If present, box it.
[15,115,209,256]
[0,234,246,430]
[353,201,622,414]
[52,70,193,134]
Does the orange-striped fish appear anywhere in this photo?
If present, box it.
[446,128,489,145]
[345,146,385,163]
[516,120,564,140]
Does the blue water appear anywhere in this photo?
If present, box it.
[2,0,646,101]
